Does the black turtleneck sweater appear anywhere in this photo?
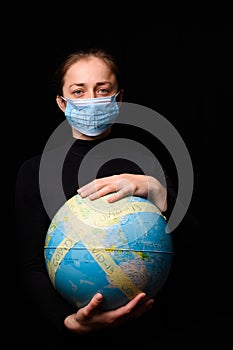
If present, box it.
[15,124,204,346]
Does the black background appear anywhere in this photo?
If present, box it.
[13,26,232,344]
[14,28,232,245]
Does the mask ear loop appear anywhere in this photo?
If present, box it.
[115,89,123,107]
[59,96,67,101]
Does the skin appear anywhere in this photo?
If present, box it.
[56,56,167,334]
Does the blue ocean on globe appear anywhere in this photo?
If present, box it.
[44,194,174,310]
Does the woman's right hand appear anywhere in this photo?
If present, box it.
[64,292,154,335]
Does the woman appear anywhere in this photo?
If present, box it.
[16,48,180,345]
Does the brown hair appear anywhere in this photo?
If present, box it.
[54,48,121,96]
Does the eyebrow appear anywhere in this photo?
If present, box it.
[69,81,113,88]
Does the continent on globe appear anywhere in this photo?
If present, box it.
[44,194,174,311]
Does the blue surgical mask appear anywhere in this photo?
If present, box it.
[62,92,120,136]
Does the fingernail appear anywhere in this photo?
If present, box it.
[89,194,96,199]
[95,293,103,301]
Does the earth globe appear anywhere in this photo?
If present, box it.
[44,193,174,310]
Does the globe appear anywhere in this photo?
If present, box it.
[44,194,174,311]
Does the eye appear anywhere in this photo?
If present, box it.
[73,90,85,98]
[96,88,111,96]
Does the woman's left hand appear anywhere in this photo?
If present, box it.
[77,174,167,212]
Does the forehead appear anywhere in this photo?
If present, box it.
[65,57,115,83]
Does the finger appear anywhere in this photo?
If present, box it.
[88,185,116,200]
[110,293,147,318]
[82,293,104,317]
[112,295,154,326]
[132,298,154,318]
[107,184,134,203]
[77,180,98,197]
[89,179,133,201]
[78,178,111,197]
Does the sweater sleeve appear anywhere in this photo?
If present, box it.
[15,156,77,340]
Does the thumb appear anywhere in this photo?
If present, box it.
[84,293,104,316]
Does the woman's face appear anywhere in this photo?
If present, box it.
[56,56,122,139]
[62,56,119,100]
